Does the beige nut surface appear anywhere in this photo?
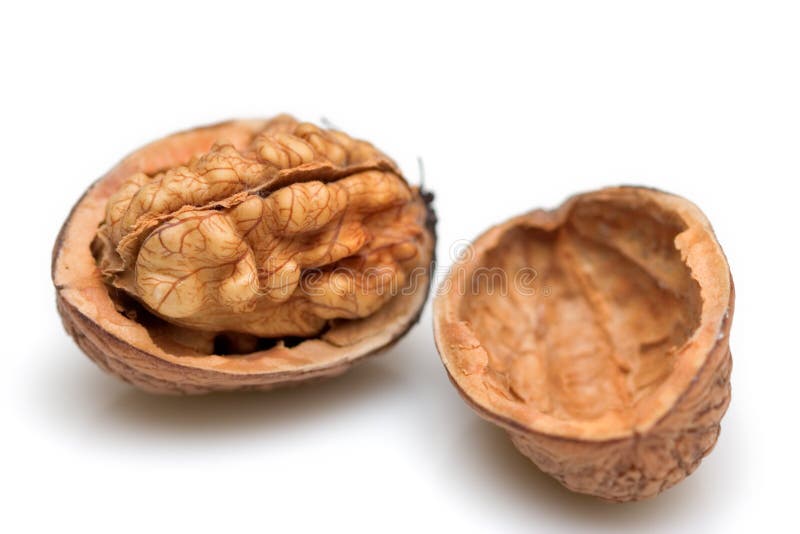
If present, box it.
[54,116,436,394]
[433,186,733,502]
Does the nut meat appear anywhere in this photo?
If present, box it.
[53,117,436,393]
[433,187,733,501]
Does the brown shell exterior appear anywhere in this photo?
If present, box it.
[53,119,436,395]
[54,280,435,395]
[433,186,733,502]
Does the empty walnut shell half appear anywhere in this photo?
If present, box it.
[53,116,436,394]
[433,187,733,502]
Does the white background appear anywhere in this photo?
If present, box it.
[3,1,799,532]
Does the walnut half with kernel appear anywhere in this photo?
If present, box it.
[53,116,436,394]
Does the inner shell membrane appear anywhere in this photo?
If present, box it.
[459,198,702,427]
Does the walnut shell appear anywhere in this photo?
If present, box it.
[53,117,436,394]
[433,187,733,502]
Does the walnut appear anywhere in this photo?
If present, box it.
[53,117,436,394]
[433,187,733,502]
